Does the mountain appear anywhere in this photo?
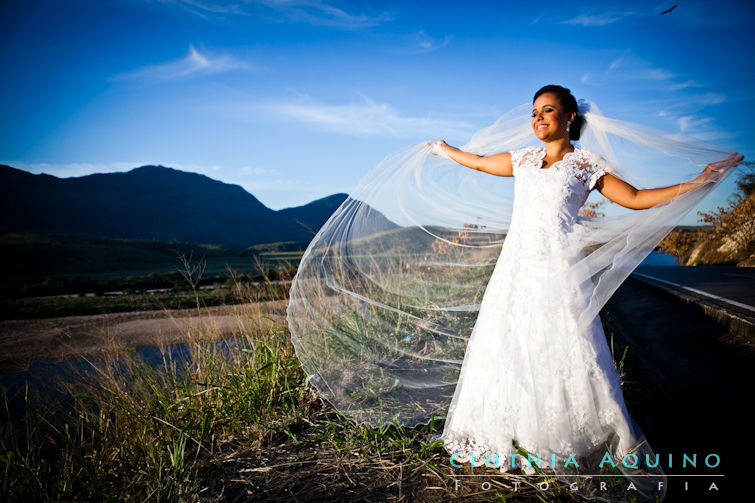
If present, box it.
[0,164,351,249]
[278,193,348,235]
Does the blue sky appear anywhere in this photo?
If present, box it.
[2,0,753,223]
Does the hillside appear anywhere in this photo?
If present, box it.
[0,164,349,249]
[658,171,755,266]
[278,193,348,235]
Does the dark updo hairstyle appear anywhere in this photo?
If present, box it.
[533,85,584,141]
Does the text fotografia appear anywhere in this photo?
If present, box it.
[449,451,721,471]
[451,479,721,495]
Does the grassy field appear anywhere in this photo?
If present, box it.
[0,280,291,320]
[0,269,653,502]
[0,233,305,299]
[0,231,658,502]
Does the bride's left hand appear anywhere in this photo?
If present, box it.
[693,152,743,184]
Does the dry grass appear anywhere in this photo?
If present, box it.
[0,257,590,502]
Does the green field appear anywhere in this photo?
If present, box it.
[0,233,305,298]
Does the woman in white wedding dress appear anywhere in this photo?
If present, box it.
[286,83,743,503]
[427,85,742,501]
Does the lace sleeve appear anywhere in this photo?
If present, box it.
[586,152,609,191]
[510,146,537,177]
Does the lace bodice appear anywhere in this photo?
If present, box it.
[508,146,607,252]
[511,146,607,189]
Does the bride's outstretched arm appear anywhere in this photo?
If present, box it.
[596,153,744,210]
[427,140,513,177]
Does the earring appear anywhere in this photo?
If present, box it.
[566,120,571,132]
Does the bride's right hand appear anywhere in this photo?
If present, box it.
[426,140,450,159]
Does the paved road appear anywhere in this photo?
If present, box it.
[603,276,754,502]
[632,266,755,335]
[633,265,755,311]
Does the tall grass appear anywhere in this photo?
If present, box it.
[0,255,619,502]
[1,262,312,501]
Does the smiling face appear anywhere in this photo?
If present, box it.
[531,92,575,142]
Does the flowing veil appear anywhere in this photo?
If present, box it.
[286,98,739,501]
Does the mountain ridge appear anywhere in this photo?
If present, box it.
[0,164,350,249]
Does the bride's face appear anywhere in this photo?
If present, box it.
[531,93,572,141]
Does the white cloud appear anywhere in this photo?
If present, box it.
[609,57,623,70]
[240,177,314,192]
[701,93,727,105]
[415,29,452,53]
[671,80,704,91]
[563,11,637,27]
[257,95,477,138]
[580,73,590,84]
[645,92,728,120]
[157,0,245,17]
[160,0,392,29]
[641,90,730,139]
[240,165,279,176]
[266,0,392,28]
[678,115,714,132]
[111,44,251,82]
[564,2,746,29]
[3,159,238,181]
[644,67,675,80]
[604,52,675,82]
[391,29,452,55]
[1,161,151,178]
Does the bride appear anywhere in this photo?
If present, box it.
[428,85,741,501]
[286,84,742,503]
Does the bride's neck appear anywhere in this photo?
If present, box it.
[544,138,574,159]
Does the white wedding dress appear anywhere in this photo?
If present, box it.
[287,101,739,502]
[440,145,644,476]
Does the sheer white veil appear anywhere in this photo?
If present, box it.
[286,96,738,501]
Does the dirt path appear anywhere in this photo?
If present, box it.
[0,300,288,369]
